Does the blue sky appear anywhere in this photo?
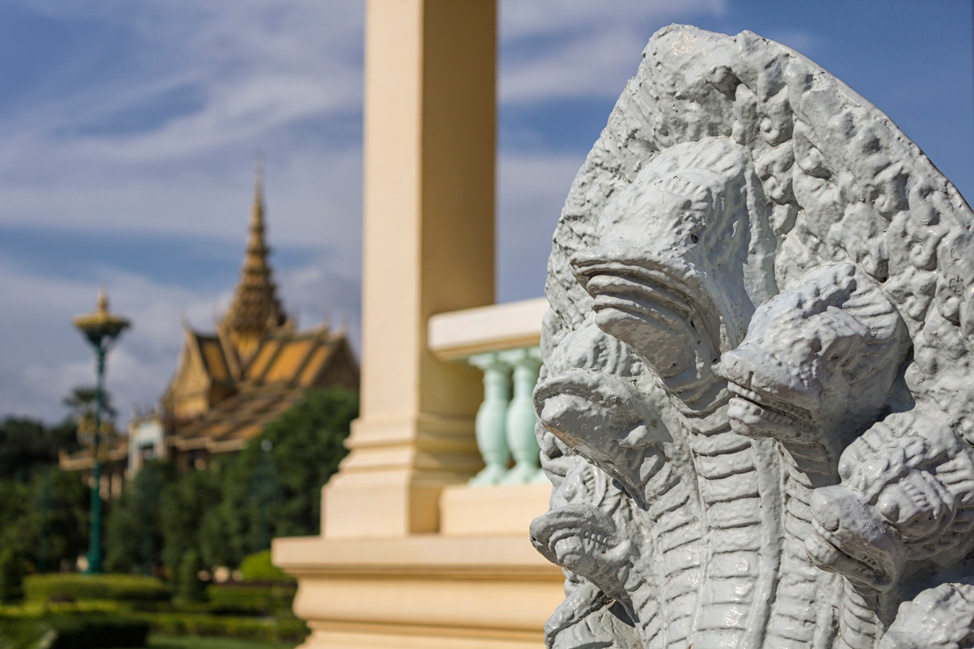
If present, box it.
[1,0,972,424]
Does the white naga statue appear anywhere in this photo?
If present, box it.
[531,25,974,649]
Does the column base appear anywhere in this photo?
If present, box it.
[300,622,543,649]
[323,413,482,538]
[322,472,448,538]
[272,534,563,649]
[439,483,550,537]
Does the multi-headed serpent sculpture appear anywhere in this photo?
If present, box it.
[531,25,974,649]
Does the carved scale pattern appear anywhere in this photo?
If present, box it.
[532,24,974,649]
[769,443,839,649]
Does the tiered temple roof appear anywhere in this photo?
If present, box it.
[61,158,359,476]
[166,325,358,455]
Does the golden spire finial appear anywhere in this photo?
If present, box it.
[96,286,109,314]
[252,149,264,224]
[221,152,286,361]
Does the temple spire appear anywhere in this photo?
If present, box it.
[253,149,264,226]
[220,153,288,362]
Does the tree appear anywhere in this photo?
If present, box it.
[63,386,119,455]
[0,469,87,576]
[0,480,31,579]
[47,418,82,457]
[105,462,170,574]
[103,386,359,574]
[0,547,27,602]
[175,549,207,603]
[198,493,235,570]
[63,386,117,422]
[160,464,222,577]
[0,480,29,533]
[218,387,358,565]
[0,418,69,483]
[23,469,88,571]
[104,491,141,574]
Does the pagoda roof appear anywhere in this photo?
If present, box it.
[166,324,358,451]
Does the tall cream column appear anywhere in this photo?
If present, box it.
[274,5,562,646]
[323,0,496,538]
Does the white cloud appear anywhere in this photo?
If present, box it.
[499,0,727,103]
[277,262,362,352]
[3,3,364,152]
[0,258,215,423]
[0,145,363,251]
[500,24,649,103]
[0,2,370,425]
[499,0,725,41]
[0,0,735,424]
[0,252,359,425]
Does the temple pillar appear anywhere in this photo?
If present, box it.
[273,4,562,647]
[322,0,496,539]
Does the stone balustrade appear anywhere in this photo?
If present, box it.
[428,298,548,487]
[467,347,544,486]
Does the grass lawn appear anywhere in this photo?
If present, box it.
[102,635,298,649]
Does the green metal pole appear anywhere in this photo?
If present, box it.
[87,344,106,574]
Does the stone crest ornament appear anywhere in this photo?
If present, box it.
[532,25,974,649]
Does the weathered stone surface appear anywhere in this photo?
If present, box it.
[532,25,974,649]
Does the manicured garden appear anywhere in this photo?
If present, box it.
[0,388,359,648]
[0,556,306,649]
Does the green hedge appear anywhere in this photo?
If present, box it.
[239,551,292,583]
[0,615,55,649]
[46,614,149,649]
[24,574,171,604]
[135,611,306,643]
[0,548,27,603]
[205,583,295,616]
[0,612,148,649]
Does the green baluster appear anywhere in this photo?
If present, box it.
[468,353,512,486]
[500,348,543,484]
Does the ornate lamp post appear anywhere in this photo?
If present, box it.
[73,288,130,574]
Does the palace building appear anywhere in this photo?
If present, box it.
[60,160,359,487]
